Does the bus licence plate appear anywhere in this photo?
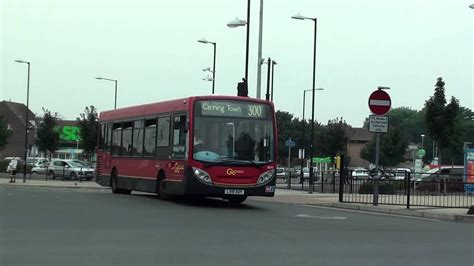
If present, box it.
[224,189,245,195]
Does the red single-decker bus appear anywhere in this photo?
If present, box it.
[96,95,277,203]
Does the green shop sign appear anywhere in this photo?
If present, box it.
[312,157,333,164]
[53,126,81,141]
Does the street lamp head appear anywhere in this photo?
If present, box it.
[95,77,103,80]
[15,59,30,64]
[227,18,247,28]
[291,13,307,20]
[198,38,209,44]
[202,76,213,81]
[469,4,474,9]
[420,134,425,137]
[316,88,324,91]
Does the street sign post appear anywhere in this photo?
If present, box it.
[368,87,392,206]
[285,138,296,189]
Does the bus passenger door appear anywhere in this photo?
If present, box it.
[169,114,188,181]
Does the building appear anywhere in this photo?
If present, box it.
[0,101,36,160]
[53,120,82,159]
[346,127,373,168]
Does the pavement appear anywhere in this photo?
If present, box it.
[1,175,473,223]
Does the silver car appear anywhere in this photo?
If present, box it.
[47,159,95,181]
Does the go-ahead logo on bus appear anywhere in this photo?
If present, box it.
[226,168,244,176]
[171,163,184,174]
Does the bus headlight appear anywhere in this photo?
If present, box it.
[193,167,212,185]
[257,169,275,185]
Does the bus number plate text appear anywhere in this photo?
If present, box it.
[225,189,245,195]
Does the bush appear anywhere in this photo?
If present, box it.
[0,160,9,173]
[358,181,398,194]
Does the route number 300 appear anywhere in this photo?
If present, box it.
[248,105,263,117]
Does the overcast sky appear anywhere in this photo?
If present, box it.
[1,0,473,127]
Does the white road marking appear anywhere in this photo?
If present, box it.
[295,214,347,220]
[299,205,441,222]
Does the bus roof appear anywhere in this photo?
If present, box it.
[99,95,274,121]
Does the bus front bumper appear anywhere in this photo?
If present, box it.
[181,175,276,197]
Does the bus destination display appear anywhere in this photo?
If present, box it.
[198,101,268,119]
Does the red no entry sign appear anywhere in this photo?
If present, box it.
[368,89,391,115]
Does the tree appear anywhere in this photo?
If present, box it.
[319,118,350,158]
[77,105,99,157]
[36,109,59,157]
[0,116,12,151]
[363,107,425,144]
[360,126,407,167]
[424,77,461,164]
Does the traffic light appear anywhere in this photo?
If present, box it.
[237,78,248,97]
[335,156,341,170]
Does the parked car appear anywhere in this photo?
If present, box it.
[26,157,48,166]
[414,166,464,192]
[31,164,49,175]
[393,168,411,180]
[69,159,94,169]
[352,168,369,179]
[276,167,287,179]
[47,159,95,181]
[291,165,302,178]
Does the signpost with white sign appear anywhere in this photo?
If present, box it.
[369,115,388,133]
[368,87,391,206]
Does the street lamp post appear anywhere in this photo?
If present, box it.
[299,88,323,187]
[15,59,31,183]
[292,13,319,194]
[420,134,425,149]
[198,38,217,94]
[300,89,312,186]
[227,0,251,83]
[95,77,118,109]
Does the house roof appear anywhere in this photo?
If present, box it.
[0,101,36,127]
[347,127,373,142]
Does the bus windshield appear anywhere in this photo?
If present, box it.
[193,100,275,164]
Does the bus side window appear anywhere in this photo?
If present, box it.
[173,115,187,146]
[111,123,122,156]
[157,117,171,147]
[172,115,187,159]
[132,120,144,157]
[143,119,157,157]
[99,124,106,149]
[106,124,112,151]
[121,121,134,156]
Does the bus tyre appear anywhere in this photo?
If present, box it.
[156,173,168,200]
[111,170,131,195]
[227,195,247,204]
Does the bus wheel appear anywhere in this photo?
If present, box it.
[155,172,168,200]
[227,195,247,204]
[110,170,131,195]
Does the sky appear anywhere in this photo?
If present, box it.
[1,0,473,127]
